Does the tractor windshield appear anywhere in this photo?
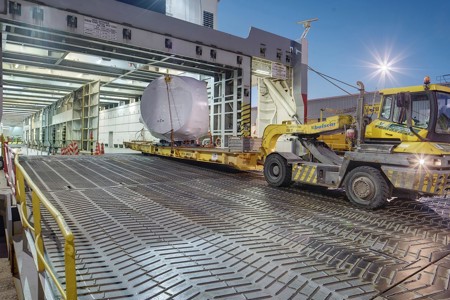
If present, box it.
[436,92,450,135]
[389,92,431,129]
[410,93,431,129]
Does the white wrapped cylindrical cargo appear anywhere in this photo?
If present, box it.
[140,76,209,141]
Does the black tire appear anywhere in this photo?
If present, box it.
[393,189,419,201]
[344,166,390,209]
[264,153,292,187]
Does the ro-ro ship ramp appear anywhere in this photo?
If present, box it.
[18,154,450,299]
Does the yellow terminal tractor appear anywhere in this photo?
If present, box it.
[262,80,450,209]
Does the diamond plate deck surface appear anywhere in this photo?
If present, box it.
[19,155,450,300]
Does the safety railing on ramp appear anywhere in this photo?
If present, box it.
[2,141,16,194]
[13,150,77,299]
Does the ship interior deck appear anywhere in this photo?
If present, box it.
[19,154,450,300]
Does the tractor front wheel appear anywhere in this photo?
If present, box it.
[345,166,390,209]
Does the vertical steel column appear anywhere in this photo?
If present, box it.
[90,131,93,155]
[207,76,214,145]
[232,70,238,137]
[212,73,226,147]
[220,73,226,147]
[235,55,251,139]
[299,38,308,123]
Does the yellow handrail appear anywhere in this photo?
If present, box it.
[14,154,77,300]
[19,202,35,233]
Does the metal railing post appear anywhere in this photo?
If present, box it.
[16,169,26,211]
[65,236,77,299]
[32,191,45,272]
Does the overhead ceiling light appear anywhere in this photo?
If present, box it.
[254,69,270,76]
[4,90,60,97]
[100,95,128,100]
[3,85,23,90]
[99,100,120,104]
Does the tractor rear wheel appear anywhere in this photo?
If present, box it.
[345,166,389,209]
[264,154,292,187]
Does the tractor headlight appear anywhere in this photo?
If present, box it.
[408,156,443,168]
[432,159,442,166]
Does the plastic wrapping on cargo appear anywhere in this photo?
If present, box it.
[140,76,209,141]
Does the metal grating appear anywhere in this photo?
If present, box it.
[20,154,450,299]
[203,11,214,29]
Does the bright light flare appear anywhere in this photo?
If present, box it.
[363,43,409,89]
[379,64,391,72]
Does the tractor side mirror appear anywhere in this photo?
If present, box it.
[396,92,408,107]
[397,92,413,127]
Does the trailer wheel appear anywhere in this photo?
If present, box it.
[345,166,389,209]
[264,154,292,187]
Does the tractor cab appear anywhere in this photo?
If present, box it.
[365,83,450,146]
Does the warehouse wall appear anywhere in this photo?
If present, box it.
[307,92,381,121]
[99,102,157,148]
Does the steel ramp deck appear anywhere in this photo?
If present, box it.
[19,154,450,300]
